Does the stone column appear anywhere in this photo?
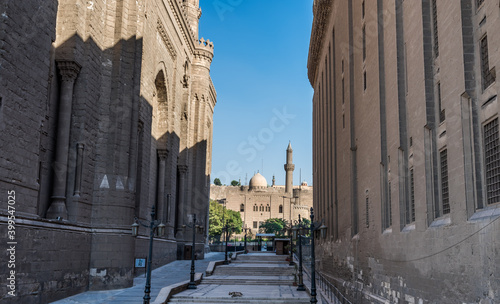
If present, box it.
[157,149,169,224]
[73,143,84,196]
[47,60,81,219]
[176,165,188,240]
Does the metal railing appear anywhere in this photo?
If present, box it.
[316,271,353,304]
[300,236,353,304]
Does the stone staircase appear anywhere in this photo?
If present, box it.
[167,253,309,303]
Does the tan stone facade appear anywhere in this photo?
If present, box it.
[210,144,313,235]
[308,0,499,303]
[0,0,216,302]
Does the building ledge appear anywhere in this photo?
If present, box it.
[402,223,415,233]
[469,204,500,222]
[430,216,451,228]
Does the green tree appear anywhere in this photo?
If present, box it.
[259,218,288,236]
[299,218,311,237]
[208,200,242,241]
[230,180,241,186]
[213,178,222,186]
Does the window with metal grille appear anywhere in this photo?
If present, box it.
[410,168,415,222]
[240,204,245,212]
[253,221,258,228]
[438,82,445,123]
[388,182,392,226]
[365,196,369,228]
[362,25,366,61]
[279,205,283,213]
[477,0,485,8]
[481,35,496,90]
[432,0,439,57]
[440,149,450,214]
[484,118,500,204]
[342,77,345,104]
[363,71,367,91]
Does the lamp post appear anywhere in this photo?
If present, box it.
[131,205,166,304]
[183,214,202,289]
[292,214,307,291]
[243,226,249,253]
[282,222,294,266]
[309,207,327,304]
[223,220,230,264]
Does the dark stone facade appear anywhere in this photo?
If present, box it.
[0,0,216,302]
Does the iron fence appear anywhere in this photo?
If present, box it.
[300,236,353,304]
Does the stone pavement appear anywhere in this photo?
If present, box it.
[50,252,225,304]
[168,252,311,303]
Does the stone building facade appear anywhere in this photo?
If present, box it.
[308,0,499,303]
[0,0,216,302]
[210,143,313,235]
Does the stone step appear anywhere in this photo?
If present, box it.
[202,275,294,285]
[233,260,290,264]
[200,280,293,285]
[213,267,295,276]
[213,271,295,277]
[169,297,309,303]
[236,255,288,262]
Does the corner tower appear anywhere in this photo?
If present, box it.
[284,141,295,194]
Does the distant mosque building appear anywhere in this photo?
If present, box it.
[210,143,313,235]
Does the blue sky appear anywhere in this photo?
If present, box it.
[199,0,314,186]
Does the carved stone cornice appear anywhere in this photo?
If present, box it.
[169,0,195,53]
[307,0,334,85]
[56,60,82,82]
[157,19,177,60]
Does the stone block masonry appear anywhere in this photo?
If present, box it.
[308,0,499,303]
[0,0,217,302]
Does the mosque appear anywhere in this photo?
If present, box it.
[210,143,313,235]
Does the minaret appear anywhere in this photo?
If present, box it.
[272,175,276,187]
[284,141,295,194]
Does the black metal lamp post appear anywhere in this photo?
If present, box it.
[292,214,307,291]
[131,206,166,304]
[243,226,249,253]
[183,214,203,289]
[281,221,294,265]
[223,220,230,264]
[309,207,327,304]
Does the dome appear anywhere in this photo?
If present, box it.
[249,173,267,189]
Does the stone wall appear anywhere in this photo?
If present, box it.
[308,0,499,303]
[0,0,216,302]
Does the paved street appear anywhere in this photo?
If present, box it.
[50,252,225,304]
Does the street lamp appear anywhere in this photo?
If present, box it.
[222,220,231,264]
[309,207,327,304]
[243,226,249,253]
[131,205,165,304]
[281,222,294,266]
[292,214,308,291]
[182,214,203,289]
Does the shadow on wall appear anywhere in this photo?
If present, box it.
[0,29,211,302]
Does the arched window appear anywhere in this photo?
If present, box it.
[279,205,283,213]
[259,204,263,212]
[266,204,270,212]
[253,204,257,212]
[240,204,245,212]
